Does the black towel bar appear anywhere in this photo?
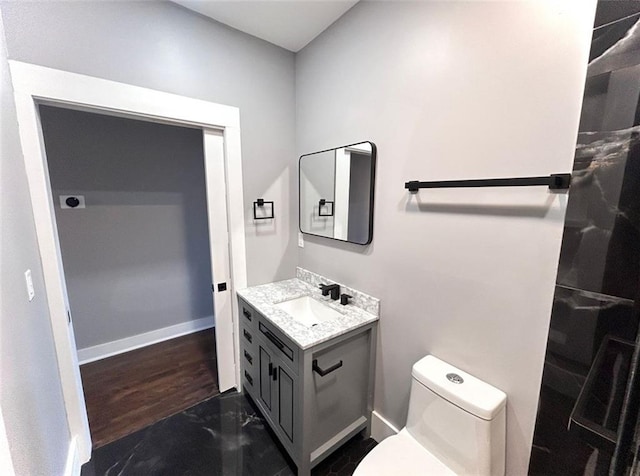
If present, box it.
[405,173,571,192]
[253,198,274,219]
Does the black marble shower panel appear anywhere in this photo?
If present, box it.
[557,129,640,300]
[530,2,640,475]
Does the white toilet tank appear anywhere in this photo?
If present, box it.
[406,355,507,476]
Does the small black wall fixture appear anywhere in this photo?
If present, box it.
[405,173,571,192]
[318,199,334,217]
[253,198,274,220]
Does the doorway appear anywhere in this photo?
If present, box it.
[9,61,247,465]
[38,105,223,447]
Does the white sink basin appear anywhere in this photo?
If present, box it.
[275,296,343,328]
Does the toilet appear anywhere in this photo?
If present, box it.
[354,355,507,476]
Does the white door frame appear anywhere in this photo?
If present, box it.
[8,61,247,464]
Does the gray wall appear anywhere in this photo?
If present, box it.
[0,0,297,286]
[0,1,296,470]
[39,106,213,350]
[296,1,595,474]
[0,1,598,473]
[300,150,335,237]
[0,10,71,476]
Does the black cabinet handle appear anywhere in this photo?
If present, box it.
[268,362,273,376]
[243,329,252,343]
[258,322,294,361]
[242,308,252,321]
[244,371,253,386]
[273,366,278,381]
[313,359,343,377]
[264,328,284,350]
[244,350,253,365]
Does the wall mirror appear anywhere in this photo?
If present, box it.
[299,141,376,245]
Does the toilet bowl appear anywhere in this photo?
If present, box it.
[354,355,507,476]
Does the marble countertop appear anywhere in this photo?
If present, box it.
[237,278,378,350]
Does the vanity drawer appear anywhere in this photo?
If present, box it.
[242,346,256,368]
[238,298,257,330]
[258,315,299,373]
[242,364,257,395]
[239,304,256,347]
[240,335,258,396]
[241,325,255,347]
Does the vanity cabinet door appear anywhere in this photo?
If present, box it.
[277,366,295,443]
[259,345,274,412]
[257,348,297,448]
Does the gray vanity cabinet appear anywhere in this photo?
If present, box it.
[238,296,377,476]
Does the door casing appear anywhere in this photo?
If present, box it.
[7,61,247,464]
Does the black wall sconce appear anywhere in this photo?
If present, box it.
[318,199,334,217]
[253,198,274,220]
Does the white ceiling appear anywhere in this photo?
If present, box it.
[173,0,359,52]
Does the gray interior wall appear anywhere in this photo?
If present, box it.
[0,0,297,287]
[0,1,599,474]
[296,1,596,474]
[0,10,71,475]
[299,151,335,236]
[39,106,213,350]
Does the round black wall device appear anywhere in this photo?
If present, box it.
[66,197,80,208]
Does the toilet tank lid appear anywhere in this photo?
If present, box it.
[412,355,507,421]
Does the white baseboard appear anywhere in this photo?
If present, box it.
[77,316,214,365]
[371,410,400,443]
[64,437,79,476]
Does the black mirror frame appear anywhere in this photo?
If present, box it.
[298,141,376,245]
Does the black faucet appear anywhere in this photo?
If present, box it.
[319,283,341,300]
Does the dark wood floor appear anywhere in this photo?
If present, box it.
[80,329,219,448]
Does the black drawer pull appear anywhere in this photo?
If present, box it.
[313,359,343,377]
[244,371,253,386]
[244,350,253,365]
[264,328,284,350]
[243,329,252,343]
[258,322,294,360]
[242,308,252,321]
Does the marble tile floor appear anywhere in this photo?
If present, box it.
[81,390,376,476]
